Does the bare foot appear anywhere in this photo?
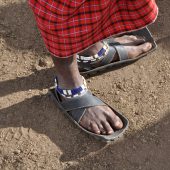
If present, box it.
[79,105,123,135]
[60,95,123,135]
[79,35,152,61]
[113,35,152,61]
[75,35,152,135]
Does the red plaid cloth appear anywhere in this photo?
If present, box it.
[28,0,158,58]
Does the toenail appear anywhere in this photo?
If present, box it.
[108,130,113,134]
[147,42,152,46]
[115,121,121,127]
[145,43,152,49]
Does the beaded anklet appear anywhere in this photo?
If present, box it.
[77,41,109,63]
[55,76,87,98]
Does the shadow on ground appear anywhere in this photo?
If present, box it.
[0,94,107,162]
[0,1,170,82]
[0,68,55,97]
[0,94,169,168]
[0,0,170,169]
[65,111,170,170]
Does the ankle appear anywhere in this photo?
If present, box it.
[79,42,103,56]
[55,76,87,99]
[57,74,83,89]
[52,54,83,89]
[77,42,109,63]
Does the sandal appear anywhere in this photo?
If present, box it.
[78,27,157,76]
[50,88,129,142]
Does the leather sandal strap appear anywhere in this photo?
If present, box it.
[60,91,105,122]
[61,91,105,111]
[80,46,117,70]
[78,42,129,71]
[96,46,116,66]
[114,45,128,61]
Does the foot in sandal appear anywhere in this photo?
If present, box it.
[51,55,128,141]
[77,28,154,73]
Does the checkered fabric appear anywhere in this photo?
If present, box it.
[28,0,158,58]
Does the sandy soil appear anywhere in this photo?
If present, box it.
[0,0,170,169]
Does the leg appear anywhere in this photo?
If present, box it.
[52,54,123,135]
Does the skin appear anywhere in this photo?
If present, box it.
[52,35,152,135]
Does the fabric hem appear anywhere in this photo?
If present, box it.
[45,7,159,59]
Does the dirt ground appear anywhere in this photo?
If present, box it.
[0,0,170,170]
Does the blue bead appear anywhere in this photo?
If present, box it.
[98,48,106,57]
[71,86,83,95]
[56,87,63,94]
